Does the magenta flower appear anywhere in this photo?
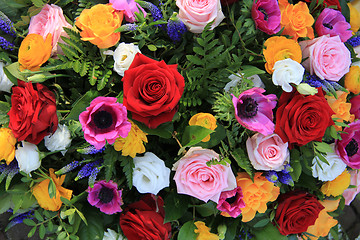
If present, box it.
[350,95,360,120]
[336,121,360,169]
[79,96,131,149]
[251,0,281,35]
[110,0,147,23]
[216,187,245,218]
[232,87,277,136]
[315,8,352,42]
[87,180,123,215]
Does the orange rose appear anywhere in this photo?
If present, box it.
[263,36,302,74]
[75,4,123,49]
[279,0,314,41]
[326,91,355,130]
[18,33,52,71]
[236,172,280,222]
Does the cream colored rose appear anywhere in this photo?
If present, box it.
[0,62,14,93]
[15,141,40,174]
[272,58,304,92]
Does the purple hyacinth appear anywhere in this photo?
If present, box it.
[138,0,164,28]
[55,161,81,175]
[347,36,360,47]
[75,159,103,181]
[278,172,294,186]
[0,36,14,51]
[0,11,16,37]
[78,145,106,155]
[167,13,187,43]
[121,23,138,31]
[264,171,278,183]
[6,210,34,230]
[0,160,19,184]
[303,73,343,96]
[88,166,101,188]
[281,163,293,174]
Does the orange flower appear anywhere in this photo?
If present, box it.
[236,172,280,222]
[321,170,351,197]
[32,168,72,211]
[326,91,355,131]
[348,0,360,32]
[279,0,314,41]
[263,36,302,74]
[75,4,123,49]
[0,128,16,165]
[189,113,217,142]
[18,33,52,71]
[345,65,360,94]
[194,221,219,240]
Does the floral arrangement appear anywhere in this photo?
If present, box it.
[1,0,360,239]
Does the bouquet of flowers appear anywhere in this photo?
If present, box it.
[1,0,360,239]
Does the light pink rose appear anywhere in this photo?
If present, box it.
[176,0,225,33]
[299,35,351,82]
[28,4,72,56]
[246,133,289,171]
[343,170,360,205]
[173,147,237,203]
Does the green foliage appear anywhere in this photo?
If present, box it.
[178,221,197,240]
[120,156,134,189]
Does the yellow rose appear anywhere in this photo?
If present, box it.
[189,113,217,142]
[32,168,73,211]
[345,65,360,94]
[75,4,123,49]
[321,170,351,197]
[194,221,219,240]
[0,128,16,165]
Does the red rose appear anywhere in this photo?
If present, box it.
[8,80,58,144]
[274,88,334,149]
[275,191,324,235]
[122,53,185,129]
[302,0,341,11]
[119,194,171,240]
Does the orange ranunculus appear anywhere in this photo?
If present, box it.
[305,199,340,240]
[321,170,351,197]
[32,168,72,211]
[326,91,355,131]
[236,172,280,222]
[263,36,302,74]
[18,33,52,71]
[75,4,123,49]
[279,0,314,41]
[189,113,217,142]
[0,128,16,165]
[345,65,360,94]
[194,221,219,240]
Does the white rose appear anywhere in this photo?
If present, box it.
[272,58,305,92]
[103,228,126,240]
[133,152,170,195]
[224,73,265,93]
[311,144,347,181]
[15,141,41,174]
[44,124,72,155]
[0,62,14,93]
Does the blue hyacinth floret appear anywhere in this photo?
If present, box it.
[167,12,187,43]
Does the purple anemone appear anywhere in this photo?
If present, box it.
[251,0,281,35]
[350,95,360,120]
[216,187,245,218]
[110,0,147,23]
[87,180,123,215]
[336,121,360,169]
[232,87,277,136]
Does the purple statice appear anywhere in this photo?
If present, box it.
[264,170,278,183]
[167,13,187,43]
[347,36,360,47]
[0,36,14,51]
[6,210,34,230]
[0,11,16,37]
[138,1,163,22]
[78,145,106,155]
[278,172,294,186]
[75,159,103,181]
[55,161,81,175]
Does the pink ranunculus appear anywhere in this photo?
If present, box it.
[110,0,147,23]
[246,133,289,171]
[176,0,225,33]
[300,35,351,82]
[350,94,360,120]
[343,170,360,205]
[251,0,281,35]
[336,120,360,169]
[79,96,131,149]
[28,4,72,56]
[173,147,237,203]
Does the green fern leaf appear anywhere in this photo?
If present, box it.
[120,156,134,189]
[72,60,81,73]
[231,148,253,178]
[97,70,112,91]
[103,147,120,182]
[79,61,89,77]
[88,65,100,86]
[186,55,203,66]
[60,36,84,54]
[59,43,79,59]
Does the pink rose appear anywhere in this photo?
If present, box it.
[246,133,289,171]
[173,147,237,203]
[343,170,360,205]
[28,4,72,56]
[176,0,225,33]
[300,35,351,81]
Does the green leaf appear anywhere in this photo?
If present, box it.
[147,45,157,51]
[197,124,226,149]
[66,90,99,120]
[193,47,205,56]
[135,120,173,139]
[48,179,57,199]
[253,218,270,228]
[120,156,134,189]
[23,219,37,226]
[231,148,253,178]
[241,65,266,78]
[39,224,46,239]
[178,221,197,240]
[4,62,25,84]
[290,150,302,182]
[28,226,37,238]
[77,208,104,240]
[253,223,287,240]
[34,210,44,222]
[186,55,203,66]
[59,43,79,59]
[179,125,214,154]
[164,193,189,223]
[60,36,84,54]
[314,142,333,153]
[97,70,112,91]
[103,147,120,182]
[0,193,11,214]
[195,201,217,217]
[31,0,44,7]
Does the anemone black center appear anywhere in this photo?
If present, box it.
[323,23,333,30]
[226,193,238,205]
[345,138,359,157]
[238,98,258,118]
[258,7,269,21]
[93,110,113,129]
[98,187,114,204]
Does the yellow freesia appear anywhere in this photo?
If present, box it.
[194,221,219,240]
[0,128,16,165]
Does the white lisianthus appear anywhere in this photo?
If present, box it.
[15,141,41,174]
[133,152,170,195]
[272,58,305,92]
[103,228,126,240]
[311,144,347,181]
[0,62,14,93]
[44,124,72,155]
[296,83,318,95]
[224,73,265,93]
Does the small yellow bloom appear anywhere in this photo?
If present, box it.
[348,1,360,32]
[0,128,16,165]
[326,91,355,131]
[32,168,72,211]
[321,170,351,197]
[345,66,360,94]
[194,221,219,240]
[189,113,217,142]
[114,120,148,158]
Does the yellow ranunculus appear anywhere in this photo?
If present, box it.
[348,1,360,32]
[194,221,219,240]
[0,128,16,165]
[114,120,148,158]
[75,4,123,49]
[321,170,351,197]
[189,113,217,142]
[18,33,52,71]
[345,66,360,94]
[32,168,72,211]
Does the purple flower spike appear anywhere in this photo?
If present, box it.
[251,0,281,35]
[232,87,277,136]
[216,187,245,218]
[315,8,352,42]
[336,121,360,169]
[87,180,123,215]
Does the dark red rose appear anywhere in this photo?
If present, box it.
[275,191,324,236]
[8,80,58,144]
[119,194,171,240]
[221,0,238,5]
[274,88,334,149]
[122,53,185,129]
[302,0,341,11]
